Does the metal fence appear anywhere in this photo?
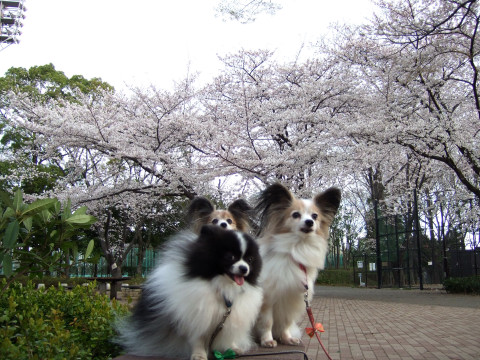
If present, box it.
[352,253,379,288]
[70,248,158,278]
[371,190,424,289]
[449,249,480,277]
[352,190,479,289]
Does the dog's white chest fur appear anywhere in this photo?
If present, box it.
[255,232,329,346]
[258,233,327,296]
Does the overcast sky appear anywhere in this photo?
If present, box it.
[1,0,373,90]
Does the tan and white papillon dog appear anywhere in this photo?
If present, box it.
[187,196,253,234]
[254,183,341,348]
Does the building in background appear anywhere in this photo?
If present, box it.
[0,0,26,51]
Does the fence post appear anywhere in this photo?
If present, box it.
[414,189,424,290]
[440,203,449,279]
[374,200,382,289]
[364,252,368,288]
[395,215,401,288]
[475,248,478,276]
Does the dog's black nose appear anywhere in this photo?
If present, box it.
[305,219,314,228]
[220,222,228,228]
[239,265,248,274]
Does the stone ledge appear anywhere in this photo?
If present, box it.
[114,344,306,360]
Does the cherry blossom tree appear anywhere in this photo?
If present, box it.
[329,0,480,202]
[194,49,358,194]
[0,64,113,195]
[4,0,479,269]
[320,0,480,247]
[216,0,281,23]
[5,77,204,274]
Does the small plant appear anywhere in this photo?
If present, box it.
[0,280,128,359]
[0,189,96,289]
[443,276,480,295]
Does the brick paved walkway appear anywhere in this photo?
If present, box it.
[115,286,480,360]
[302,286,480,360]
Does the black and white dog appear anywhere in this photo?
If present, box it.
[117,225,263,360]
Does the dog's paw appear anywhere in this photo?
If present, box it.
[260,339,278,348]
[280,336,302,346]
[190,352,208,360]
[231,347,243,355]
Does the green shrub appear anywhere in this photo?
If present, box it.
[443,276,480,295]
[0,280,128,360]
[0,189,97,288]
[316,269,354,286]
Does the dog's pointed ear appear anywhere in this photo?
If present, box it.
[314,187,341,223]
[258,183,293,209]
[187,197,214,218]
[228,199,252,214]
[228,199,253,232]
[187,197,215,232]
[255,183,293,235]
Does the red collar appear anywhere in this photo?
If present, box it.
[299,263,307,274]
[299,263,308,290]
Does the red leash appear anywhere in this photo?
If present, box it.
[300,264,333,360]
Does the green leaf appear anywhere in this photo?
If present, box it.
[52,252,61,262]
[49,229,58,240]
[62,198,72,220]
[23,216,33,232]
[64,214,96,225]
[39,209,53,223]
[53,200,61,214]
[0,190,13,208]
[73,206,88,216]
[2,207,15,220]
[3,253,12,277]
[84,239,94,260]
[13,189,23,212]
[21,198,58,216]
[4,220,20,249]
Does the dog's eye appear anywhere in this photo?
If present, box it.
[226,219,233,224]
[212,219,219,224]
[311,213,318,220]
[292,212,301,219]
[246,256,254,264]
[224,253,235,262]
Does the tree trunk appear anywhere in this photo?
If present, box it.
[110,265,123,299]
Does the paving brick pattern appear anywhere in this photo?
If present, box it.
[115,286,480,360]
[301,286,480,360]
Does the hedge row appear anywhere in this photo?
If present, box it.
[443,276,480,295]
[316,269,354,286]
[0,281,129,360]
